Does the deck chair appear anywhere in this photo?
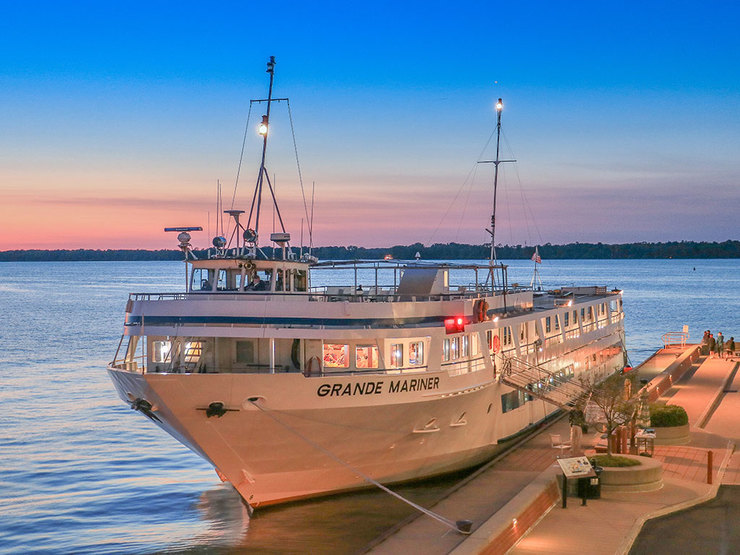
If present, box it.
[550,434,571,458]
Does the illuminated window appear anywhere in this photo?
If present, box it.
[152,340,171,363]
[323,344,349,368]
[443,338,450,361]
[451,337,460,360]
[390,344,404,367]
[409,341,424,366]
[461,335,469,357]
[355,345,379,368]
[236,340,255,364]
[470,333,479,355]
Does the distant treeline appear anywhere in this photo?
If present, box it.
[1,240,738,261]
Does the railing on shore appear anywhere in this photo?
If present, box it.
[662,331,689,348]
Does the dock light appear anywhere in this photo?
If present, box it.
[445,316,466,334]
[258,115,268,136]
[496,98,503,112]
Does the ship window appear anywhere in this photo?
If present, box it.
[284,269,292,292]
[573,310,578,324]
[451,337,460,360]
[564,312,569,327]
[470,333,479,355]
[545,317,551,333]
[217,269,228,290]
[152,340,171,363]
[390,344,404,367]
[501,390,528,413]
[192,268,214,291]
[461,335,469,357]
[409,341,424,366]
[236,340,255,364]
[294,270,307,292]
[275,270,284,292]
[356,345,379,368]
[502,326,512,346]
[520,324,527,342]
[443,339,451,362]
[487,329,493,349]
[554,315,560,330]
[323,344,349,368]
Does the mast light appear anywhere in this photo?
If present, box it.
[496,98,503,112]
[258,115,268,136]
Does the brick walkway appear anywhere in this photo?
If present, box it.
[653,445,727,483]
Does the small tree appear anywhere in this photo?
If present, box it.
[578,373,638,456]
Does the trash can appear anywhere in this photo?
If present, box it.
[578,462,603,499]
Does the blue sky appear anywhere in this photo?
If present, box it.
[1,1,738,249]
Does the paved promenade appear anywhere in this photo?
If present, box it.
[509,354,738,555]
[367,347,739,554]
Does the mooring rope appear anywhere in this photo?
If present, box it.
[247,398,472,534]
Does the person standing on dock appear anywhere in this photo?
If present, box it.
[717,332,724,359]
[728,337,736,360]
[708,333,716,358]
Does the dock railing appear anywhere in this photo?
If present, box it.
[661,331,689,348]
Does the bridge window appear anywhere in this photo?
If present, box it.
[554,315,560,330]
[294,270,307,292]
[564,312,569,327]
[545,317,551,334]
[443,339,451,362]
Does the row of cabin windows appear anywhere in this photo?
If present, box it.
[323,341,425,369]
[544,302,617,335]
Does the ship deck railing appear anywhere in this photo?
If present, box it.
[126,284,536,304]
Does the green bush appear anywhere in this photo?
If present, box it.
[650,404,689,427]
[593,455,642,467]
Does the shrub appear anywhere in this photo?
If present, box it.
[650,404,689,427]
[593,455,642,467]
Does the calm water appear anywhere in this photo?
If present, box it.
[1,259,738,554]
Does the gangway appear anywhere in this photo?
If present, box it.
[498,355,589,409]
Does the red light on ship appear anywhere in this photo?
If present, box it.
[445,316,466,334]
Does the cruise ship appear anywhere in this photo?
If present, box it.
[107,57,627,509]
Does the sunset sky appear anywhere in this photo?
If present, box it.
[1,1,738,250]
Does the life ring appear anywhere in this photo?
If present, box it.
[491,334,501,353]
[304,355,321,377]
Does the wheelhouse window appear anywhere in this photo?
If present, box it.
[356,345,379,368]
[390,344,404,367]
[564,312,569,327]
[192,268,214,291]
[554,315,560,330]
[545,317,551,334]
[409,341,424,366]
[275,269,285,292]
[461,335,469,357]
[323,344,349,368]
[443,339,451,362]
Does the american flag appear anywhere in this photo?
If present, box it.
[531,246,542,264]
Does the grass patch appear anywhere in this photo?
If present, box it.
[593,455,642,467]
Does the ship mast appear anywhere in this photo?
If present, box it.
[479,98,516,265]
[245,56,288,249]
